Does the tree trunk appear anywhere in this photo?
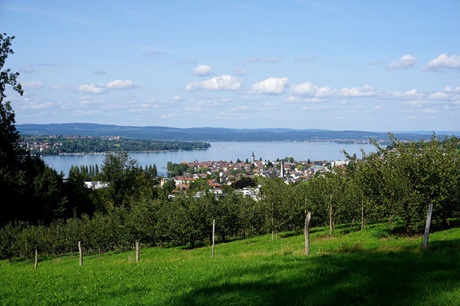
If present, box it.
[361,198,365,231]
[135,241,140,263]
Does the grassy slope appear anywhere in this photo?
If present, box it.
[1,224,460,306]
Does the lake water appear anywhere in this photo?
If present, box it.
[43,141,376,177]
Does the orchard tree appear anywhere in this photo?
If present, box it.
[259,178,298,239]
[355,134,460,233]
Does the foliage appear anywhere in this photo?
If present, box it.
[353,134,460,232]
[0,33,26,225]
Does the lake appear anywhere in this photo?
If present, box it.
[43,141,376,177]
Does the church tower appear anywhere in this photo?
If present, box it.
[251,151,255,164]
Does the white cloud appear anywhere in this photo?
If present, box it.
[338,85,375,97]
[424,54,460,71]
[291,82,316,95]
[387,54,417,69]
[197,98,233,107]
[251,77,288,95]
[429,91,452,100]
[23,81,45,89]
[77,84,108,94]
[106,79,135,89]
[77,79,136,94]
[184,75,241,91]
[193,65,213,76]
[291,82,375,98]
[171,96,184,102]
[287,96,324,103]
[315,86,334,97]
[391,89,423,99]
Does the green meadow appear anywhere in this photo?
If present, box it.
[1,224,460,306]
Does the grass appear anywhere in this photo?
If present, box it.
[1,224,460,305]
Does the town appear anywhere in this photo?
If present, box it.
[162,152,351,200]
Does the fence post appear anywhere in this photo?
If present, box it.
[423,203,434,249]
[329,194,333,236]
[304,212,312,255]
[78,241,83,266]
[34,249,38,270]
[212,219,216,258]
[136,241,140,263]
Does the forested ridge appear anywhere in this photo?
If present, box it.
[18,122,458,142]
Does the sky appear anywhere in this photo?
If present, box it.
[1,0,459,132]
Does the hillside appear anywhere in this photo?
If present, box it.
[1,224,459,305]
[16,123,459,142]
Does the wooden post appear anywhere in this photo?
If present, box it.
[78,241,83,266]
[423,203,434,249]
[135,241,140,263]
[329,194,333,236]
[211,219,215,258]
[34,249,38,270]
[304,211,312,255]
[361,198,365,231]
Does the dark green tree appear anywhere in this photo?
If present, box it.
[100,152,141,207]
[0,33,26,225]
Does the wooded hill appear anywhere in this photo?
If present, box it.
[18,123,459,142]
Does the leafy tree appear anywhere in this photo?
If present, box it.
[65,167,95,217]
[213,192,241,242]
[0,34,26,225]
[100,152,143,207]
[189,178,208,193]
[259,178,298,239]
[166,195,210,248]
[162,179,176,194]
[353,134,460,233]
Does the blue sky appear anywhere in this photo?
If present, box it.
[1,0,459,131]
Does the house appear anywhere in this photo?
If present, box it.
[84,181,109,189]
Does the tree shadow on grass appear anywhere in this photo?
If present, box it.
[170,240,460,306]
